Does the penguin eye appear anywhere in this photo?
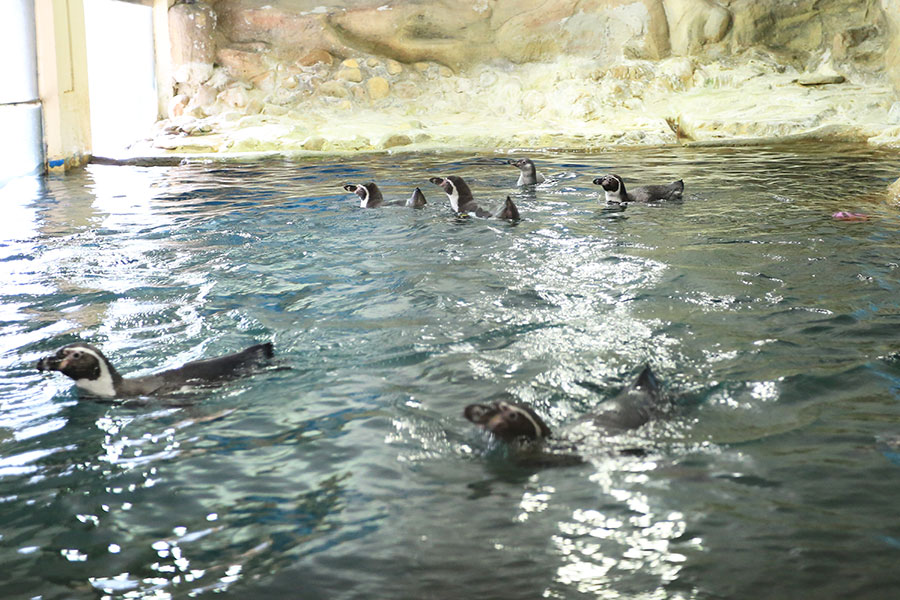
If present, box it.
[71,351,82,359]
[507,411,519,421]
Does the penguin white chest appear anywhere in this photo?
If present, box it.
[447,188,460,212]
[75,376,116,398]
[604,189,625,204]
[73,347,117,397]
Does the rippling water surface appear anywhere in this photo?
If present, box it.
[3,145,900,599]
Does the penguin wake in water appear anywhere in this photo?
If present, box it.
[508,158,545,186]
[343,182,427,209]
[36,341,274,399]
[429,175,519,220]
[593,174,684,205]
[464,366,669,464]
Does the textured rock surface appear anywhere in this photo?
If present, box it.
[146,0,900,154]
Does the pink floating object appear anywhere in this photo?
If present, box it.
[832,211,869,221]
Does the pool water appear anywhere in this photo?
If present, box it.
[2,144,900,599]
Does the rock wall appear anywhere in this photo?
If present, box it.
[151,0,900,153]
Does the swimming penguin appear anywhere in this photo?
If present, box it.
[592,174,684,205]
[508,158,545,186]
[342,182,427,209]
[464,366,666,446]
[428,175,519,220]
[36,341,274,399]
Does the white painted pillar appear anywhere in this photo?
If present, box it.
[153,0,175,119]
[35,0,93,174]
[0,0,43,180]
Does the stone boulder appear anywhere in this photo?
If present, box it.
[883,0,900,92]
[215,1,352,62]
[327,1,494,69]
[724,0,889,71]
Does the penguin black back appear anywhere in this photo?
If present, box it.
[161,342,274,383]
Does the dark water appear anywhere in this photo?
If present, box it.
[2,145,900,599]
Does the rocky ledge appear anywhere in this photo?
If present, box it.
[141,0,900,155]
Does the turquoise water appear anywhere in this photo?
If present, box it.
[3,145,900,599]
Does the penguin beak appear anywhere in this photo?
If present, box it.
[429,177,446,186]
[342,184,358,193]
[36,355,66,372]
[592,177,603,185]
[464,402,535,442]
[464,403,499,426]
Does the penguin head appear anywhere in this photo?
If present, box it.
[592,174,623,193]
[343,182,383,208]
[428,176,452,194]
[429,175,472,212]
[464,401,552,442]
[37,343,113,382]
[509,158,535,172]
[593,174,627,204]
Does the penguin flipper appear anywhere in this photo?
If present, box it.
[631,365,660,396]
[407,187,427,208]
[494,196,520,221]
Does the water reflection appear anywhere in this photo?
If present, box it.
[552,466,690,598]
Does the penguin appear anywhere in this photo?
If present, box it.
[428,175,519,220]
[342,182,427,209]
[406,187,427,208]
[36,341,274,399]
[464,366,665,445]
[508,158,545,186]
[592,174,684,205]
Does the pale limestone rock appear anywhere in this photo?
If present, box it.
[386,59,403,75]
[319,81,349,98]
[888,175,900,200]
[217,48,268,82]
[251,71,276,92]
[328,2,491,69]
[382,134,413,149]
[350,86,367,101]
[169,2,216,70]
[160,0,900,153]
[656,57,696,90]
[263,104,288,116]
[664,0,731,55]
[168,94,189,118]
[173,63,214,86]
[216,3,351,63]
[367,76,390,100]
[302,136,326,151]
[193,84,218,107]
[245,98,263,115]
[796,73,846,86]
[336,67,363,82]
[393,81,420,98]
[298,49,334,67]
[884,0,900,92]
